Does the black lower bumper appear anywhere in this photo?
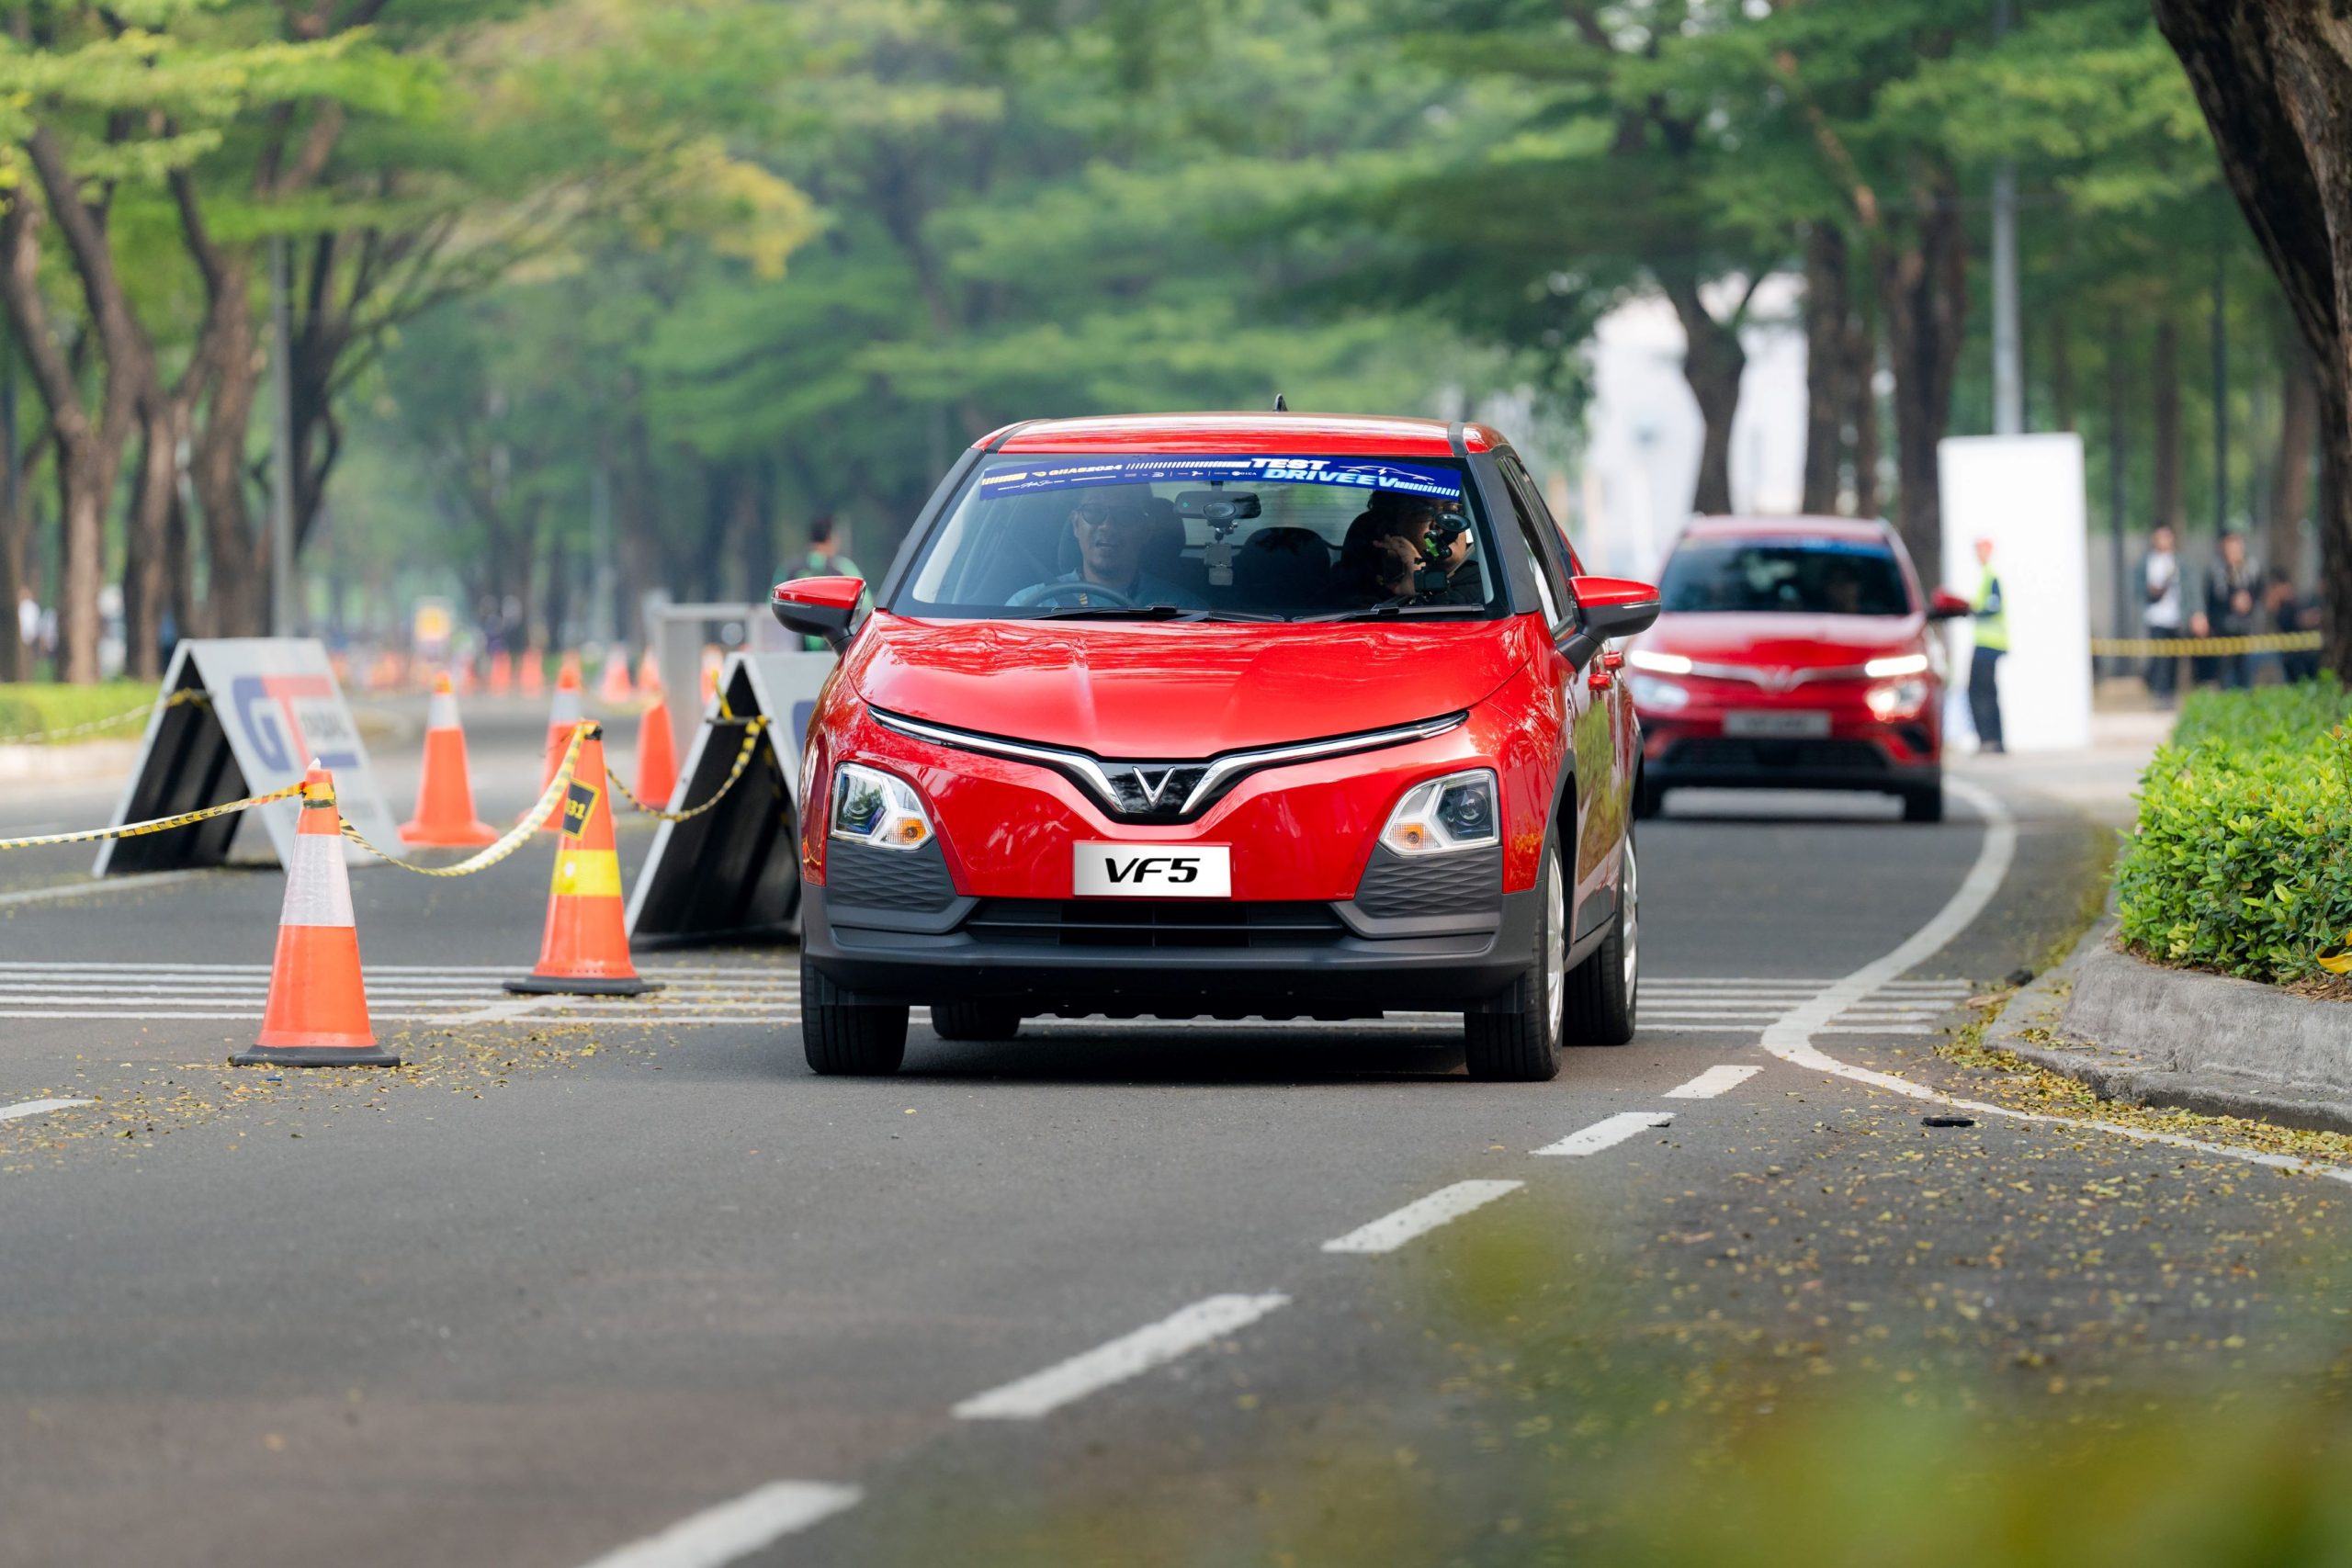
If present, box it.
[1648,736,1939,795]
[801,884,1539,1018]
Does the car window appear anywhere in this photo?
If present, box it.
[1658,537,1912,616]
[1492,453,1569,629]
[892,454,1506,621]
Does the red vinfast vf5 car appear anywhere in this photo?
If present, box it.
[770,413,1660,1080]
[1623,516,1969,822]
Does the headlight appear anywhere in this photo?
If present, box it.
[1381,769,1500,856]
[1864,652,1930,679]
[1866,679,1929,719]
[1626,673,1690,712]
[1626,649,1693,675]
[830,762,933,851]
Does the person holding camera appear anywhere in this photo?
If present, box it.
[1337,492,1479,605]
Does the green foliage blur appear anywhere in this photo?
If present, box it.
[0,682,161,742]
[2118,679,2352,982]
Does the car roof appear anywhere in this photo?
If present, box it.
[1679,514,1895,545]
[982,412,1504,457]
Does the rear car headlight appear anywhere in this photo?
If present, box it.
[1381,769,1500,856]
[1626,673,1690,712]
[830,762,933,851]
[1866,679,1929,719]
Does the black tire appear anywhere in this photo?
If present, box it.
[1634,775,1665,820]
[800,956,909,1076]
[1902,784,1945,823]
[930,999,1023,1042]
[1562,836,1638,1045]
[1464,840,1566,1082]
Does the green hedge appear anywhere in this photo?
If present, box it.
[0,681,164,744]
[2115,677,2352,981]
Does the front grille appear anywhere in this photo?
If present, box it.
[1666,738,1890,773]
[963,899,1349,949]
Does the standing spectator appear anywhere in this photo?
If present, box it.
[2192,530,2260,691]
[1969,536,2007,754]
[786,516,860,652]
[15,586,35,665]
[2141,525,2183,706]
[2267,567,2322,683]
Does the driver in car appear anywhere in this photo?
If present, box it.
[1010,488,1202,609]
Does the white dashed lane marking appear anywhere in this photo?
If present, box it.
[1533,1110,1675,1156]
[1320,1179,1524,1255]
[953,1293,1290,1421]
[574,1480,863,1568]
[0,1097,94,1122]
[1662,1064,1762,1100]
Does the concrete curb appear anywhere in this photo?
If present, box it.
[0,739,141,786]
[1989,918,2352,1135]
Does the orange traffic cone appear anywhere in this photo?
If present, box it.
[635,681,678,808]
[520,649,548,700]
[533,665,585,830]
[598,646,634,705]
[698,646,723,708]
[232,764,395,1067]
[489,649,514,696]
[638,647,661,692]
[507,722,660,998]
[401,674,500,847]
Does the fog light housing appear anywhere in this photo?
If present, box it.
[831,763,934,851]
[1866,678,1929,719]
[1381,770,1501,856]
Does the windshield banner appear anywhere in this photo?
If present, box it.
[978,456,1464,501]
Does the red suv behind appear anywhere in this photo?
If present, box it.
[771,413,1659,1080]
[1625,516,1968,821]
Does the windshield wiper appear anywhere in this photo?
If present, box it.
[1027,603,1193,621]
[1292,602,1490,624]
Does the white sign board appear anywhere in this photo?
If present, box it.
[95,638,399,873]
[1938,434,2093,753]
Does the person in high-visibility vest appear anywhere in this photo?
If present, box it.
[1968,536,2007,754]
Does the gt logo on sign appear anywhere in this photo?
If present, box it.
[1074,842,1231,898]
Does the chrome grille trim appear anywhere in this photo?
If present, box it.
[868,707,1467,820]
[1683,660,1873,688]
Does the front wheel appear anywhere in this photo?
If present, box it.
[1464,840,1566,1082]
[800,957,909,1076]
[1561,837,1638,1044]
[1902,784,1944,823]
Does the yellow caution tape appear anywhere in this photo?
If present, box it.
[339,724,590,877]
[605,715,772,823]
[0,774,304,851]
[2320,937,2352,976]
[2088,632,2321,657]
[0,687,208,745]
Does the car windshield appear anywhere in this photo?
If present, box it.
[1658,537,1912,617]
[890,454,1504,622]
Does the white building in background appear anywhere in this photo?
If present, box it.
[1567,273,1810,581]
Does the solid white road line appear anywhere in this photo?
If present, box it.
[1762,778,2352,1188]
[575,1481,862,1568]
[953,1293,1290,1421]
[1663,1065,1761,1100]
[0,1097,95,1122]
[0,872,210,908]
[1532,1111,1674,1156]
[1320,1179,1524,1255]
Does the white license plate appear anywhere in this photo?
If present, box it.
[1073,842,1232,897]
[1723,709,1832,739]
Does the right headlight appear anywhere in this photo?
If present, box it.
[1380,769,1500,856]
[830,762,934,851]
[1626,673,1690,712]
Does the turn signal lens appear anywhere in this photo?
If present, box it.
[1381,770,1501,857]
[831,762,934,852]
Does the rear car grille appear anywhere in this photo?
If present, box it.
[963,899,1349,949]
[1665,738,1890,773]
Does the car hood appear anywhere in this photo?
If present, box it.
[1635,611,1925,668]
[842,612,1534,757]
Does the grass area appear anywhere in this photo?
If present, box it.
[0,681,164,743]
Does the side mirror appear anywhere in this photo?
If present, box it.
[1561,575,1661,670]
[1927,588,1972,622]
[771,576,865,652]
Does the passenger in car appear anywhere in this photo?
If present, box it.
[1334,492,1481,606]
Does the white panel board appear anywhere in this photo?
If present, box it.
[1937,434,2092,752]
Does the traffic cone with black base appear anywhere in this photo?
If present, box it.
[401,674,500,847]
[507,723,660,997]
[533,664,585,829]
[232,765,396,1068]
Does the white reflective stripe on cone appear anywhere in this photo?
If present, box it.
[280,829,356,929]
[426,689,459,730]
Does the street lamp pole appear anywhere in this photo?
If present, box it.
[1991,0,2023,436]
[268,234,298,637]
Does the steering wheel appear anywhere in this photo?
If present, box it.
[1006,580,1141,609]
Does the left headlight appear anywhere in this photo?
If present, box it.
[1381,769,1500,856]
[830,762,934,851]
[1866,678,1929,719]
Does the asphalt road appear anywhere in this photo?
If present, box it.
[3,699,2345,1566]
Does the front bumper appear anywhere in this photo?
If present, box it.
[1644,733,1940,794]
[802,880,1538,1018]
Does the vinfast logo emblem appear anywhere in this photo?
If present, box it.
[1130,768,1182,809]
[1109,763,1209,818]
[1760,667,1800,693]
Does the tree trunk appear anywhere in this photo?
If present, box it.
[122,411,176,680]
[2273,324,2320,579]
[1660,272,1746,517]
[1802,224,1851,515]
[193,300,264,637]
[2153,317,2184,535]
[1875,171,1969,583]
[2049,309,2076,432]
[1851,290,1881,518]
